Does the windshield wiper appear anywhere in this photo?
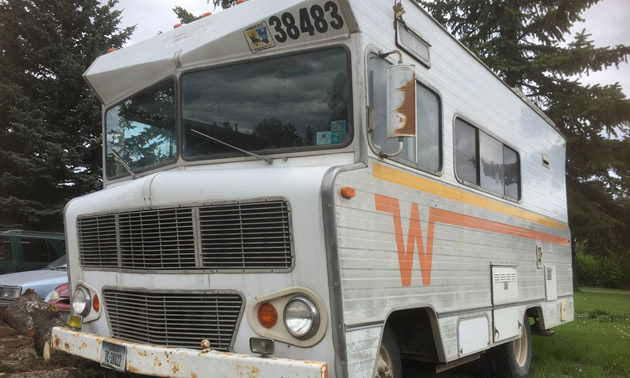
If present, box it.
[190,129,273,165]
[110,149,137,178]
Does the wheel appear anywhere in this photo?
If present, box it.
[491,315,532,377]
[375,325,402,378]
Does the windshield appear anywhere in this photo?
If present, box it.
[45,255,67,270]
[182,47,351,159]
[105,79,177,178]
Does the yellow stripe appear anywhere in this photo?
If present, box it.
[372,162,566,231]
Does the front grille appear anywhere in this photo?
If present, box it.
[199,201,291,269]
[119,208,195,270]
[77,200,293,271]
[77,215,118,268]
[103,289,243,351]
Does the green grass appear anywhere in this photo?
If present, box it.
[529,289,630,377]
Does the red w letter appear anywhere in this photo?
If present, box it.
[375,194,434,287]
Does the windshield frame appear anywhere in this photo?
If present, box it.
[103,76,179,180]
[179,45,354,162]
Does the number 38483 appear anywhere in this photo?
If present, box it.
[268,1,345,43]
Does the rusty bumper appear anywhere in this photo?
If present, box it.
[52,327,328,378]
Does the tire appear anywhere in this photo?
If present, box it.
[491,315,532,377]
[375,325,402,378]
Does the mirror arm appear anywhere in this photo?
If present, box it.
[367,106,404,158]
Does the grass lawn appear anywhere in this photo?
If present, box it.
[529,288,630,377]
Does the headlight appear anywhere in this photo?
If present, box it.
[48,289,60,301]
[0,286,22,299]
[71,286,91,316]
[283,295,320,339]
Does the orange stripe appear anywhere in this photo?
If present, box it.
[372,162,566,231]
[430,207,569,246]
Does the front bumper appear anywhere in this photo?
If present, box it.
[52,327,328,377]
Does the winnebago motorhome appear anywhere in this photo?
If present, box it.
[53,0,573,376]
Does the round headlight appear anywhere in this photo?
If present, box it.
[71,286,91,317]
[283,296,320,339]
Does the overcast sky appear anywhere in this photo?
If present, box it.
[113,0,630,95]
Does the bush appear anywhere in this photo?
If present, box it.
[576,252,624,288]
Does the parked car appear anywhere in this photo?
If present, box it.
[0,255,68,309]
[46,282,70,321]
[0,230,65,274]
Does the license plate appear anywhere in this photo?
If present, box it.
[100,340,126,372]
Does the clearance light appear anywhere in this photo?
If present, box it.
[341,186,356,199]
[107,48,116,53]
[92,294,100,312]
[257,303,278,328]
[202,12,212,17]
[236,0,246,4]
[68,314,83,329]
[173,23,182,29]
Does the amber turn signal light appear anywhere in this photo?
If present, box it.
[257,303,278,328]
[173,23,182,29]
[92,294,100,312]
[341,186,356,199]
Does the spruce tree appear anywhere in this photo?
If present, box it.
[0,0,134,230]
[418,0,630,280]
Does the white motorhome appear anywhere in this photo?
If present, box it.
[53,0,574,377]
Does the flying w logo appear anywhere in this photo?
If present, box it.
[375,194,435,287]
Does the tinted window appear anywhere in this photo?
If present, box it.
[417,85,441,172]
[183,48,351,159]
[480,132,504,195]
[455,118,521,200]
[455,119,478,185]
[0,236,11,262]
[105,79,177,178]
[368,54,442,173]
[504,146,520,200]
[21,238,51,263]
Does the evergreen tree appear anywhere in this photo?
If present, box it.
[0,0,134,231]
[418,0,630,276]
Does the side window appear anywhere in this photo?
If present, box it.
[368,54,442,173]
[455,118,521,200]
[0,236,12,262]
[21,238,51,263]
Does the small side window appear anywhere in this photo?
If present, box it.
[455,118,521,200]
[21,238,51,263]
[0,236,12,262]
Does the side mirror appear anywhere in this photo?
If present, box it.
[386,64,416,138]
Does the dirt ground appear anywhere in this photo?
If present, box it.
[0,320,129,378]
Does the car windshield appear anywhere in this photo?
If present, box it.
[45,255,67,270]
[182,47,351,160]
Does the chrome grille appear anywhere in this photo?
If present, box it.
[77,200,292,271]
[77,215,117,268]
[119,208,195,270]
[103,289,242,351]
[199,201,292,270]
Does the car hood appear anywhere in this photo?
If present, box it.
[0,270,68,291]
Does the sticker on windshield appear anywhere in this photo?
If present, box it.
[244,22,275,53]
[331,120,346,134]
[317,131,331,145]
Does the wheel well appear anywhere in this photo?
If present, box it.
[384,307,442,363]
[527,306,548,331]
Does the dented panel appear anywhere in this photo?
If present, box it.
[52,327,328,378]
